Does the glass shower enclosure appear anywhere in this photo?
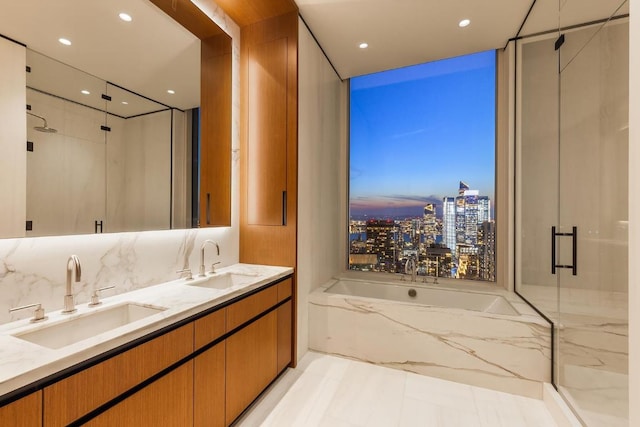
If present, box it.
[516,1,629,426]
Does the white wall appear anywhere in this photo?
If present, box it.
[297,19,344,361]
[629,2,638,426]
[0,4,242,325]
[0,37,26,238]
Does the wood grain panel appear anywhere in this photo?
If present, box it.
[85,361,193,427]
[239,11,298,365]
[277,278,292,302]
[247,36,288,226]
[43,324,193,426]
[277,300,292,373]
[0,391,42,427]
[194,342,226,427]
[194,307,226,350]
[240,12,298,267]
[225,312,277,425]
[212,0,297,27]
[200,32,233,227]
[226,285,278,332]
[148,0,223,39]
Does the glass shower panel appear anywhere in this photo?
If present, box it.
[557,6,629,426]
[25,50,107,237]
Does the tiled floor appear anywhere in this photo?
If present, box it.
[235,352,558,427]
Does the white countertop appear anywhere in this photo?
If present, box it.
[0,263,293,399]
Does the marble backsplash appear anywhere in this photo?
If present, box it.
[0,227,238,324]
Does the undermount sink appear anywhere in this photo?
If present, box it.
[12,303,167,349]
[187,272,258,290]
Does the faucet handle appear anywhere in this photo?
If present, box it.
[89,285,116,307]
[177,268,193,280]
[9,303,48,323]
[210,261,222,274]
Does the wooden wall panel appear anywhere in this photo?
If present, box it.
[200,32,233,227]
[148,0,223,39]
[212,0,297,27]
[247,37,288,226]
[0,391,41,427]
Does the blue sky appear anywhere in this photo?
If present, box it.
[350,50,496,218]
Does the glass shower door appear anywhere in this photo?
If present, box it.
[556,2,629,425]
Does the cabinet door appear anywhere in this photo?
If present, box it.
[247,37,288,226]
[225,311,277,425]
[0,391,42,427]
[194,342,225,427]
[200,32,232,227]
[85,361,193,426]
[277,300,292,373]
[43,324,193,426]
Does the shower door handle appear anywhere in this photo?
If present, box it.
[551,226,577,276]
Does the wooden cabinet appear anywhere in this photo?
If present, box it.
[227,285,278,331]
[194,342,226,427]
[225,311,278,425]
[0,391,42,427]
[247,36,289,226]
[43,324,193,426]
[85,362,193,427]
[277,300,292,373]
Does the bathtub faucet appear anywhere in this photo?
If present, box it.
[405,257,417,282]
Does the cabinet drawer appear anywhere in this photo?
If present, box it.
[43,323,193,426]
[226,285,278,332]
[0,391,41,427]
[276,278,292,302]
[194,308,226,350]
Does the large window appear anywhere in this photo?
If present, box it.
[349,50,496,282]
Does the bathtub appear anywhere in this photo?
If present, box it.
[325,279,519,316]
[309,277,551,398]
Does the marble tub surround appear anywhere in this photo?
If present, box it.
[0,263,292,398]
[309,279,551,398]
[0,227,239,324]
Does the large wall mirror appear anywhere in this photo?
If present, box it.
[0,0,231,238]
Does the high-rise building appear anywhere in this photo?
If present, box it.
[365,219,396,271]
[478,220,496,281]
[423,204,438,246]
[442,197,456,252]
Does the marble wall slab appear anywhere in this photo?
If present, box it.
[309,287,551,398]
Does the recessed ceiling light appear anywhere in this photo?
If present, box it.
[167,89,175,94]
[122,101,129,105]
[81,90,90,95]
[359,42,369,49]
[58,38,72,46]
[119,13,132,22]
[459,19,471,28]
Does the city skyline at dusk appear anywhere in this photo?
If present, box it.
[350,50,496,218]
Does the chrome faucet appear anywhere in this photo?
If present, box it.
[199,240,220,276]
[62,255,82,314]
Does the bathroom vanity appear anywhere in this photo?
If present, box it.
[0,264,293,426]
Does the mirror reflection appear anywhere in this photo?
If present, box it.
[0,0,220,238]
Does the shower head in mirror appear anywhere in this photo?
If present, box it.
[26,111,58,133]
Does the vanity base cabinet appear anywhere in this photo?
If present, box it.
[225,311,277,425]
[0,391,42,427]
[277,300,292,373]
[85,361,194,427]
[42,324,193,426]
[194,342,226,427]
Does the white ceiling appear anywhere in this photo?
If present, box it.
[295,0,629,79]
[0,0,628,105]
[0,0,201,111]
